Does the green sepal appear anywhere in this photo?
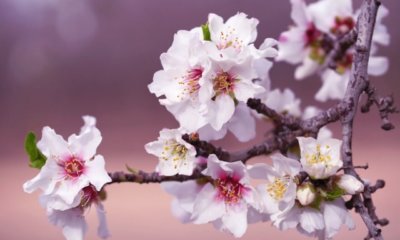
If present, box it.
[201,23,211,41]
[25,132,47,169]
[324,185,346,201]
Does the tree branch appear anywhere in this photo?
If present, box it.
[340,0,386,239]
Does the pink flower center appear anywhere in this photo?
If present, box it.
[331,16,355,36]
[215,176,245,205]
[179,68,203,98]
[305,23,322,46]
[63,157,85,178]
[213,72,237,98]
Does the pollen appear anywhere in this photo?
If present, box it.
[63,157,85,178]
[213,72,237,97]
[267,176,290,201]
[215,176,245,205]
[161,140,188,168]
[177,68,202,100]
[306,144,332,165]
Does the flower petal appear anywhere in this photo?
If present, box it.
[85,155,112,191]
[192,183,225,224]
[221,206,248,237]
[37,127,70,158]
[96,203,111,239]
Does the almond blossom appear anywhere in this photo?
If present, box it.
[145,128,197,176]
[272,198,355,239]
[335,174,364,195]
[23,116,111,207]
[278,0,389,102]
[190,154,257,237]
[42,185,110,240]
[297,136,343,179]
[248,154,301,215]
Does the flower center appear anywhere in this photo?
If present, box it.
[217,26,243,50]
[64,157,85,178]
[215,176,244,205]
[161,140,188,169]
[80,185,98,208]
[331,16,355,36]
[335,52,353,74]
[267,176,290,201]
[305,23,322,46]
[179,68,203,98]
[213,72,237,97]
[306,144,332,165]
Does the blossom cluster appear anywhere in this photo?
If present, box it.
[162,136,364,239]
[149,12,278,143]
[277,0,389,102]
[23,116,112,240]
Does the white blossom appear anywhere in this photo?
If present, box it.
[297,137,343,179]
[42,185,110,240]
[23,116,112,207]
[248,154,301,215]
[145,128,197,176]
[272,198,355,239]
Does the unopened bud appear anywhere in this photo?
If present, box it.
[296,183,316,206]
[336,174,364,195]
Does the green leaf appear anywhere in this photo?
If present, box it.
[25,132,46,169]
[201,23,211,41]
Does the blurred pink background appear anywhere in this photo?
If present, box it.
[0,0,399,239]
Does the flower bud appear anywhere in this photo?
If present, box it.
[336,174,364,195]
[296,183,316,206]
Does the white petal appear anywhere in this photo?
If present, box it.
[323,198,355,238]
[221,206,248,237]
[192,183,225,224]
[227,103,256,142]
[85,155,112,191]
[48,208,87,240]
[299,208,325,233]
[96,203,111,239]
[54,176,90,205]
[271,206,301,230]
[271,154,301,177]
[37,127,70,158]
[247,163,277,180]
[209,94,235,130]
[277,28,307,64]
[290,0,310,26]
[295,57,319,80]
[234,81,264,102]
[198,124,228,141]
[23,158,59,194]
[68,123,102,160]
[368,56,389,76]
[315,69,349,102]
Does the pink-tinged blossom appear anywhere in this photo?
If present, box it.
[23,116,112,207]
[190,154,257,237]
[149,28,210,132]
[248,154,301,216]
[278,0,390,102]
[145,128,197,176]
[42,185,110,240]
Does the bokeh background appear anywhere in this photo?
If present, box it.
[0,0,399,239]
